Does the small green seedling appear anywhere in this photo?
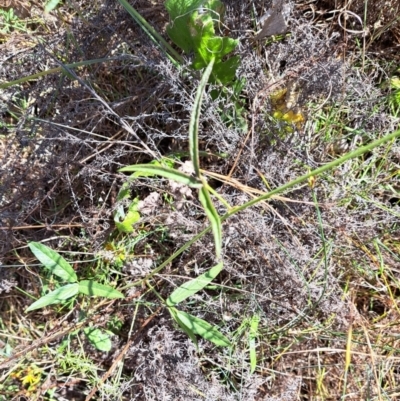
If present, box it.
[26,242,124,312]
[26,242,124,351]
[0,8,27,35]
[114,184,141,234]
[232,313,261,374]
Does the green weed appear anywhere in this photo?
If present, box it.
[119,58,400,349]
[25,242,124,351]
[0,8,27,35]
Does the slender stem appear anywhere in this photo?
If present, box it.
[117,0,184,66]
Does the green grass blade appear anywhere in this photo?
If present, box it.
[166,262,223,307]
[28,242,77,283]
[189,59,215,177]
[117,0,183,66]
[26,283,79,312]
[78,280,124,299]
[119,164,203,188]
[226,130,400,216]
[249,314,260,374]
[174,309,231,347]
[199,185,222,259]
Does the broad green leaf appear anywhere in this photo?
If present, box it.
[165,0,205,53]
[199,186,222,258]
[189,60,215,177]
[119,165,203,188]
[212,55,240,85]
[165,0,238,84]
[78,280,124,299]
[166,262,223,307]
[168,306,198,346]
[175,309,231,347]
[28,242,77,283]
[26,283,79,312]
[83,328,112,352]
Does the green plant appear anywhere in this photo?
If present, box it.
[25,242,124,351]
[119,59,400,348]
[121,61,230,347]
[165,0,247,130]
[26,242,124,312]
[165,0,239,85]
[0,8,27,35]
[118,0,247,131]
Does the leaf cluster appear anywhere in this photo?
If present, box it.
[165,0,239,84]
[26,242,124,311]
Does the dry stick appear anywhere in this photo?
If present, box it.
[0,224,83,230]
[84,307,162,401]
[39,45,158,160]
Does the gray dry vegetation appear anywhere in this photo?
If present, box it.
[0,0,400,400]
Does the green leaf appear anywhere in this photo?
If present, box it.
[212,55,240,85]
[168,306,198,346]
[174,309,231,347]
[165,0,205,53]
[165,0,238,84]
[26,283,79,312]
[44,0,62,13]
[114,196,141,233]
[28,242,77,283]
[131,158,175,178]
[78,280,124,299]
[83,328,112,352]
[119,164,203,188]
[115,210,140,233]
[166,262,223,307]
[199,186,222,258]
[189,60,215,177]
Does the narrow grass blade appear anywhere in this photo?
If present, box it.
[119,164,203,188]
[166,262,223,307]
[199,186,222,259]
[249,314,260,374]
[117,0,183,66]
[28,242,77,283]
[78,280,124,299]
[175,309,231,347]
[83,328,112,352]
[26,283,79,312]
[0,57,128,90]
[189,59,215,177]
